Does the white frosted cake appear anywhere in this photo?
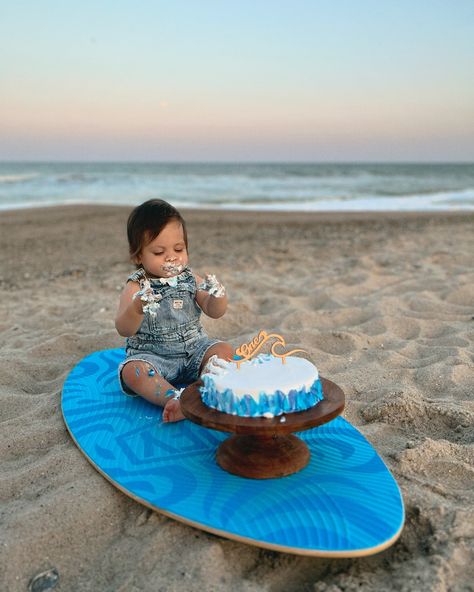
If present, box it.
[200,353,323,417]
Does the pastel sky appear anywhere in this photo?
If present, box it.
[1,1,473,161]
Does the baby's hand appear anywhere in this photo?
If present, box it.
[198,274,226,298]
[133,279,162,317]
[162,398,185,423]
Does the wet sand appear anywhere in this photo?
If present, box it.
[1,205,473,591]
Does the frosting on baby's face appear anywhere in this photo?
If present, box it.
[136,220,189,278]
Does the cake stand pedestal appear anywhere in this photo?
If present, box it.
[180,377,345,479]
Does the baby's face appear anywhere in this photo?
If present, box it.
[137,220,188,277]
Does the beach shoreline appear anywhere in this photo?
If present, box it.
[2,201,474,217]
[1,161,473,214]
[1,205,473,591]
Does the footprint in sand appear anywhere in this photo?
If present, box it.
[361,390,473,443]
[312,332,357,355]
[397,438,474,496]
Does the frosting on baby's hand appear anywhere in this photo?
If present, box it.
[202,355,229,376]
[198,274,226,298]
[132,278,162,317]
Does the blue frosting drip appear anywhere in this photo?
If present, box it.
[200,375,324,417]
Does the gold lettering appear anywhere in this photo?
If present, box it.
[233,330,307,368]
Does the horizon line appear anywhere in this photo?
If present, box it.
[1,159,473,165]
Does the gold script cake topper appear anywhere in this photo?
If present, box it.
[234,330,307,369]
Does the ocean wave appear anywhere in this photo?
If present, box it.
[0,162,473,212]
[0,173,40,184]
[1,193,474,213]
[54,173,103,184]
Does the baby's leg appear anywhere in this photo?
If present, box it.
[199,342,234,375]
[121,361,184,422]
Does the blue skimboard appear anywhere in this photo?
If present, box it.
[62,349,404,557]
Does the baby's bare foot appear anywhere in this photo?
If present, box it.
[162,398,185,423]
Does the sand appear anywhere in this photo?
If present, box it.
[0,205,473,592]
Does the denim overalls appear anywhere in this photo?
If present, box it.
[118,267,220,393]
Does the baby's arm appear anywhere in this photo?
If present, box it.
[194,273,228,319]
[115,281,146,337]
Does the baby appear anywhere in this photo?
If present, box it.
[115,199,233,422]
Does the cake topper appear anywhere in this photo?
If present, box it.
[234,330,307,369]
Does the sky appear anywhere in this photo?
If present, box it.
[1,1,473,162]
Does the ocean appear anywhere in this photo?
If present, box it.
[0,162,473,212]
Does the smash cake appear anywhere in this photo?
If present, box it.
[200,332,324,418]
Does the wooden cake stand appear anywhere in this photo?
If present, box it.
[180,378,345,479]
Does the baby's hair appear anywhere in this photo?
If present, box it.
[127,199,188,265]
